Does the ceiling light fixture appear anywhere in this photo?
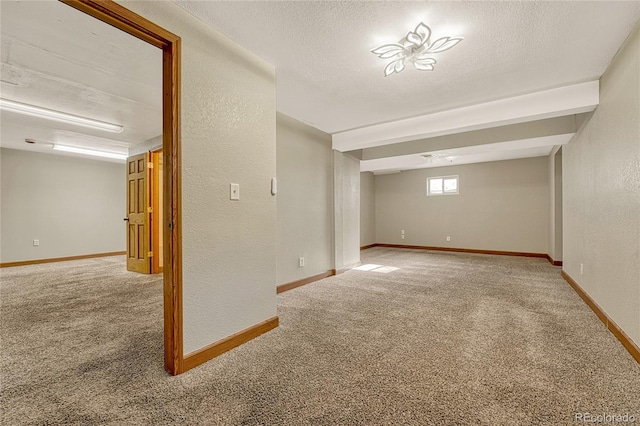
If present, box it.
[53,144,127,161]
[373,170,402,175]
[421,152,457,163]
[371,22,463,76]
[0,98,123,133]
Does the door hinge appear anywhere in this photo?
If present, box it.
[168,221,174,231]
[147,162,154,169]
[147,207,153,213]
[148,251,153,257]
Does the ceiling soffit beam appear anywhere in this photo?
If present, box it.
[360,133,574,173]
[360,115,577,161]
[332,81,599,152]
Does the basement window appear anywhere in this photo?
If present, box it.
[427,175,459,196]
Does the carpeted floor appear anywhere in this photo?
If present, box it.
[1,248,639,425]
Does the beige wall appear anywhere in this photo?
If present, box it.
[122,1,277,355]
[548,147,563,262]
[0,149,125,262]
[375,157,549,253]
[360,171,376,246]
[554,149,563,260]
[276,113,333,284]
[334,151,361,270]
[563,23,640,347]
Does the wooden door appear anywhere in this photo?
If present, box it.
[126,153,151,273]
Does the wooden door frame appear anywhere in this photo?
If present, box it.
[150,148,163,275]
[60,0,183,375]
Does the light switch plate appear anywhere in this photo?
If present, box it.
[230,183,240,200]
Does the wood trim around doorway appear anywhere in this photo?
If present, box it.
[151,149,164,275]
[60,0,184,375]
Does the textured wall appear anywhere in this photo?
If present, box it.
[360,172,376,246]
[547,147,563,262]
[564,23,640,347]
[548,151,556,259]
[334,151,360,270]
[343,154,361,267]
[276,113,333,284]
[375,157,549,253]
[0,149,124,262]
[122,1,277,355]
[554,150,563,260]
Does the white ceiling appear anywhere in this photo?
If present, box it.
[1,1,638,170]
[0,0,161,162]
[174,0,640,133]
[172,0,639,173]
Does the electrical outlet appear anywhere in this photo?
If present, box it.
[230,183,240,200]
[446,236,451,242]
[299,257,305,267]
[33,239,39,246]
[401,235,405,239]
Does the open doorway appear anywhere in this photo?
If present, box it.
[61,0,183,375]
[0,0,183,375]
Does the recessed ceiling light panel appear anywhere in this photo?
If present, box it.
[0,98,123,133]
[53,144,127,161]
[371,22,463,76]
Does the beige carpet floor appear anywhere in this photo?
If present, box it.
[1,248,639,425]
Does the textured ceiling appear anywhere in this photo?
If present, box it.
[0,0,161,160]
[1,1,638,168]
[174,0,640,134]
